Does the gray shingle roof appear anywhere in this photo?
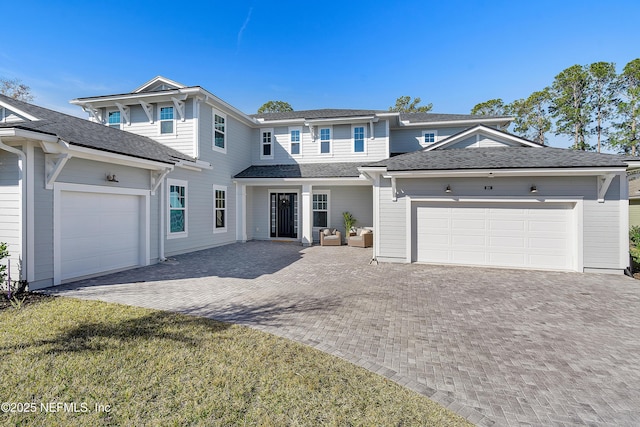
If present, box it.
[252,109,382,121]
[235,163,363,179]
[399,112,512,123]
[0,94,193,164]
[365,147,628,171]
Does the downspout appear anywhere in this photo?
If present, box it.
[0,137,27,280]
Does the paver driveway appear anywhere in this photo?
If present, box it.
[48,241,640,426]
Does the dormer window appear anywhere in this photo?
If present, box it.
[422,130,437,146]
[107,111,121,129]
[160,106,174,134]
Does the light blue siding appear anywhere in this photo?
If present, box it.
[0,148,22,284]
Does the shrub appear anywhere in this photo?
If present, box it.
[630,226,640,246]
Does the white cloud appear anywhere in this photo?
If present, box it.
[237,7,254,50]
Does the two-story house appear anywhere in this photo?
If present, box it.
[0,76,631,289]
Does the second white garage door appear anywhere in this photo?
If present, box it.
[60,191,141,281]
[415,202,575,271]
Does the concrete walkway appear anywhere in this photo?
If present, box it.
[47,241,640,426]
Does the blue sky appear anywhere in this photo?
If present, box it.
[1,0,638,149]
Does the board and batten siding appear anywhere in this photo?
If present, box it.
[252,121,388,165]
[0,148,22,283]
[376,175,624,271]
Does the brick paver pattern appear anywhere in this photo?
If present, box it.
[48,242,640,426]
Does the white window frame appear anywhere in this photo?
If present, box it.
[352,124,367,154]
[159,105,176,135]
[107,110,122,130]
[213,185,227,233]
[213,110,227,153]
[167,179,188,239]
[261,128,274,160]
[289,126,302,157]
[312,191,330,229]
[319,126,332,155]
[421,130,437,147]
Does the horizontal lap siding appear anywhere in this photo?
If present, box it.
[252,120,389,165]
[120,102,195,157]
[384,176,622,270]
[0,149,21,281]
[389,126,468,154]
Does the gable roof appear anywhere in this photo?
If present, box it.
[133,76,186,93]
[0,94,193,165]
[425,124,543,150]
[235,163,363,179]
[365,146,628,171]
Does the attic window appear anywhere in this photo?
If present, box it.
[107,111,121,129]
[421,130,437,147]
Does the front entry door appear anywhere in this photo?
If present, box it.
[270,193,297,238]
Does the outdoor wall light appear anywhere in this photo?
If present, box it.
[530,185,538,193]
[106,174,119,182]
[445,185,452,193]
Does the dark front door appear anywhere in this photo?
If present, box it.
[270,193,297,238]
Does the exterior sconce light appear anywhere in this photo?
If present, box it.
[530,185,538,193]
[445,185,452,193]
[106,174,119,182]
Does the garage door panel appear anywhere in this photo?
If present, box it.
[60,191,141,281]
[415,202,575,271]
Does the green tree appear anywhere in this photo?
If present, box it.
[549,64,593,150]
[609,58,640,155]
[471,98,507,116]
[0,77,33,102]
[388,96,432,113]
[507,89,553,145]
[257,100,293,114]
[588,62,617,153]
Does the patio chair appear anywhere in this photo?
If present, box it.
[348,227,373,248]
[319,228,342,246]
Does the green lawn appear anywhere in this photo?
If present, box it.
[0,296,471,426]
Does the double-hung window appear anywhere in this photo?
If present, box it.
[160,106,174,134]
[213,185,226,233]
[261,128,274,159]
[168,179,187,237]
[422,130,437,146]
[312,193,329,228]
[107,111,121,129]
[320,127,331,154]
[213,111,226,152]
[353,125,365,153]
[290,127,301,155]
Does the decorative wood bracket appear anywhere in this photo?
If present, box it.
[151,168,172,195]
[171,97,186,122]
[597,173,615,203]
[115,102,130,125]
[139,100,154,123]
[83,103,102,123]
[45,153,70,189]
[391,176,397,202]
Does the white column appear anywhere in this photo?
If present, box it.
[301,184,313,246]
[372,174,380,262]
[236,183,247,242]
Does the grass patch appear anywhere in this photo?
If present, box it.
[0,296,470,426]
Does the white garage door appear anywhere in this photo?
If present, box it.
[60,191,141,281]
[415,202,575,270]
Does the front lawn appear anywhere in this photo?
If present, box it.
[0,297,470,426]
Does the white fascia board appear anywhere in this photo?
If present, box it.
[304,116,377,126]
[198,90,257,126]
[47,141,174,171]
[0,100,40,121]
[133,76,187,93]
[255,118,306,126]
[625,160,640,170]
[398,117,513,128]
[0,128,59,143]
[175,159,212,171]
[233,177,371,186]
[386,167,627,178]
[70,90,187,108]
[426,125,540,151]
